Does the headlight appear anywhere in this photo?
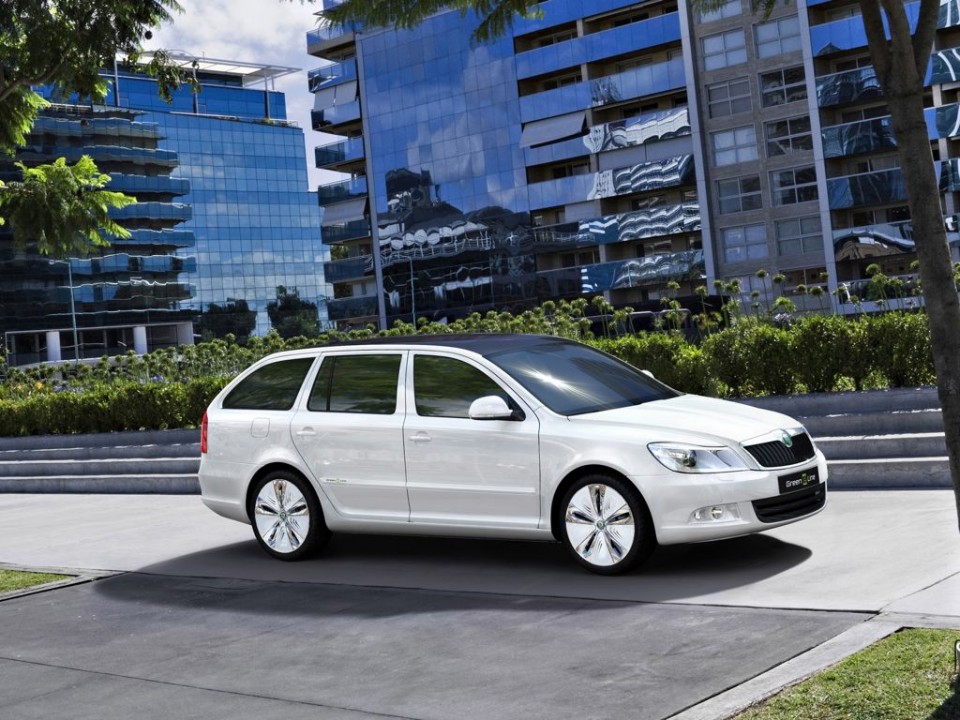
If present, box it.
[648,443,749,473]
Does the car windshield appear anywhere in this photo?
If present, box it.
[485,340,679,416]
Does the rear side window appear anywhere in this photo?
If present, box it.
[308,354,402,414]
[222,358,314,410]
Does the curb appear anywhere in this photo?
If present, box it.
[0,561,117,603]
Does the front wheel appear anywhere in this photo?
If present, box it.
[559,475,655,575]
[250,471,330,561]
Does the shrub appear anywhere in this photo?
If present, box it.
[703,320,795,396]
[789,315,852,393]
[595,333,714,395]
[865,312,935,387]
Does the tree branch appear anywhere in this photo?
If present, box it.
[912,0,940,77]
[859,0,892,85]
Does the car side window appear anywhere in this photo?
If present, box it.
[222,358,314,411]
[308,354,402,414]
[414,355,511,418]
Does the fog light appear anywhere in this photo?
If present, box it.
[691,503,740,523]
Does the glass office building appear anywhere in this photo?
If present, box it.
[307,0,960,328]
[0,55,324,365]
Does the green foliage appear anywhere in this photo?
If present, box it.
[865,312,935,387]
[789,315,852,393]
[595,333,715,395]
[703,320,795,396]
[0,156,134,256]
[0,306,944,436]
[196,299,257,343]
[267,286,320,339]
[0,0,183,154]
[320,0,543,43]
[0,378,226,437]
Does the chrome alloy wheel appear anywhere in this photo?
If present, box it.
[254,478,311,554]
[564,484,635,567]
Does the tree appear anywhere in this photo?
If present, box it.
[0,0,185,258]
[322,0,960,530]
[267,286,320,339]
[196,299,257,343]
[0,157,134,256]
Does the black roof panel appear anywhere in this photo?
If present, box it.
[327,333,581,356]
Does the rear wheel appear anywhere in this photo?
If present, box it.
[559,474,655,575]
[250,471,330,560]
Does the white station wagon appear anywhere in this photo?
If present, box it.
[199,334,827,574]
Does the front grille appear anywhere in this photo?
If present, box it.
[752,483,826,523]
[744,432,816,468]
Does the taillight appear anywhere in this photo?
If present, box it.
[201,411,208,454]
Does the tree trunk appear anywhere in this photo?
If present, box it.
[886,89,960,532]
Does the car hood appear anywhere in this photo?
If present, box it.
[567,394,803,445]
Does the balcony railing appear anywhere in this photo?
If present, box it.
[322,218,371,244]
[323,255,374,283]
[315,136,365,167]
[318,176,368,206]
[311,100,361,130]
[327,295,378,321]
[308,58,358,92]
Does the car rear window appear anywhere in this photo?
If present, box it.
[222,358,314,411]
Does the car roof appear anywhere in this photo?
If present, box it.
[326,333,581,357]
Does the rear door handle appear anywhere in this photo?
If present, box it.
[408,432,431,443]
[295,428,317,437]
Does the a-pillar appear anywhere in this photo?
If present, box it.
[45,331,62,363]
[133,326,148,356]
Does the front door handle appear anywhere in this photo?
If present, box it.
[295,428,317,437]
[408,432,431,443]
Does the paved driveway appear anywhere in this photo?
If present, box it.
[0,490,957,719]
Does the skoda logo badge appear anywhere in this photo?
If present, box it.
[780,432,794,448]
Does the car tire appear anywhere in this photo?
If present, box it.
[559,474,655,575]
[249,470,330,561]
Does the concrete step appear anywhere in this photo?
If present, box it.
[801,409,944,437]
[0,443,201,461]
[742,387,940,417]
[0,428,200,452]
[816,433,946,460]
[827,457,951,489]
[0,457,200,478]
[0,474,199,494]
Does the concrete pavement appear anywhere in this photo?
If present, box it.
[0,490,958,719]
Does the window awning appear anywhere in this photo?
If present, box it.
[519,111,587,148]
[312,80,358,111]
[322,196,368,224]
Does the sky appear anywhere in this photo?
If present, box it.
[147,0,335,190]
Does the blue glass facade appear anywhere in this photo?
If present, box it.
[1,57,324,364]
[308,0,960,323]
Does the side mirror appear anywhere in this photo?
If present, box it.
[468,395,515,421]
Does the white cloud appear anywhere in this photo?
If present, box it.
[147,0,333,189]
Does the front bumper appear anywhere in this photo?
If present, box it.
[637,451,828,545]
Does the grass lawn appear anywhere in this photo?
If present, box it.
[0,568,69,594]
[736,628,960,720]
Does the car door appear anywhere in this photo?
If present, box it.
[403,351,541,529]
[291,350,409,521]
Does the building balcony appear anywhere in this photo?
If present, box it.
[322,218,371,244]
[311,99,361,131]
[323,255,374,283]
[318,176,368,206]
[106,173,191,197]
[315,136,365,168]
[327,295,379,321]
[110,201,192,222]
[306,20,360,58]
[816,67,881,108]
[536,250,705,295]
[308,58,358,92]
[827,169,906,209]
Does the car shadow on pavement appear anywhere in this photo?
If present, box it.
[99,530,813,610]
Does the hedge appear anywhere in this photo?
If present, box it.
[0,308,940,436]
